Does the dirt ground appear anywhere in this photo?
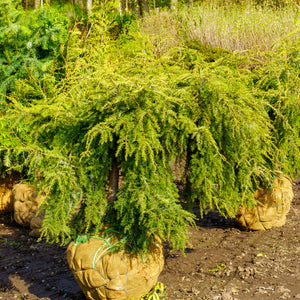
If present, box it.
[0,179,299,300]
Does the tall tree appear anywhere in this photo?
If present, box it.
[86,0,92,12]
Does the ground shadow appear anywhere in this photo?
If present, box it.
[193,208,239,229]
[0,213,84,300]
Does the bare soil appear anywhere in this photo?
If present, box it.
[0,179,299,300]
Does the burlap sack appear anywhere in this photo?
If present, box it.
[235,175,294,230]
[67,230,164,300]
[12,184,44,228]
[29,215,44,237]
[0,173,20,213]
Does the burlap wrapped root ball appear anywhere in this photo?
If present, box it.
[0,173,20,213]
[67,230,164,300]
[235,175,294,230]
[29,215,44,237]
[12,184,44,236]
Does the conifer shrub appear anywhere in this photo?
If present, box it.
[1,23,197,252]
[1,3,299,255]
[0,0,69,100]
[177,53,276,215]
[0,1,71,179]
[184,39,231,63]
[252,31,300,176]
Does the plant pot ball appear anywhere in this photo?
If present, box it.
[0,173,20,213]
[67,230,164,300]
[235,175,294,230]
[29,215,44,237]
[12,184,44,228]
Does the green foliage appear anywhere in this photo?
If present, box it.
[2,29,196,251]
[0,3,299,254]
[179,52,276,216]
[139,282,166,300]
[0,1,71,178]
[184,40,231,63]
[253,31,300,176]
[0,0,69,100]
[0,238,22,248]
[110,162,195,252]
[209,263,227,272]
[129,282,166,299]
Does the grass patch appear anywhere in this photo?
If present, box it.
[176,0,299,51]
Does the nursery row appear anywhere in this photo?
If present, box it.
[1,0,299,250]
[0,0,299,299]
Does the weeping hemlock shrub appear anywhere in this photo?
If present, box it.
[2,43,198,252]
[253,32,300,176]
[0,3,299,253]
[182,62,276,216]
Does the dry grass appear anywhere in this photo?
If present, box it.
[176,1,300,51]
[138,10,182,56]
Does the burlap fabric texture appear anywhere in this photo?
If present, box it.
[67,229,164,300]
[29,215,44,237]
[12,184,44,236]
[235,175,294,230]
[0,173,20,213]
